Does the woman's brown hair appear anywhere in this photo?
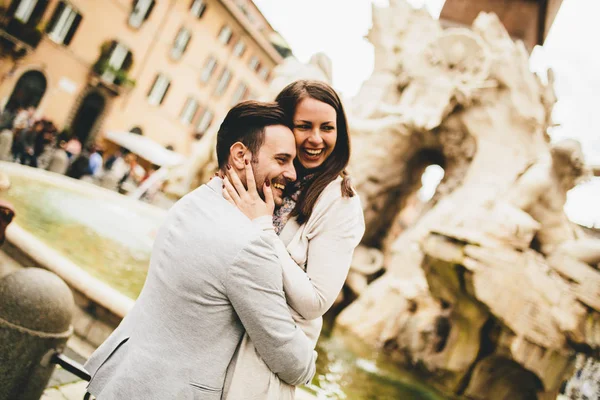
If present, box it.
[275,80,355,225]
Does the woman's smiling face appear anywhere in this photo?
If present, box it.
[292,97,337,169]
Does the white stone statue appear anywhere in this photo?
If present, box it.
[335,3,598,399]
[505,139,600,264]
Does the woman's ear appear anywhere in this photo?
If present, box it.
[229,142,248,170]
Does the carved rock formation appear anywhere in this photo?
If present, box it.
[336,1,599,398]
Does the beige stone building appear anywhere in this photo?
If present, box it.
[0,0,288,154]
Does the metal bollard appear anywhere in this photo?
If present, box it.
[0,267,75,400]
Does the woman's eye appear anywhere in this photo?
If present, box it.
[322,126,335,131]
[295,125,310,130]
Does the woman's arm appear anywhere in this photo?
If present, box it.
[254,195,365,320]
[221,163,365,320]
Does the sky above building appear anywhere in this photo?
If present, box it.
[254,0,600,226]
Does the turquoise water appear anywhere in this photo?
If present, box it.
[1,167,450,399]
[0,174,164,299]
[310,329,450,399]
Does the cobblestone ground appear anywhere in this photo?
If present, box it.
[42,381,88,400]
[42,344,89,400]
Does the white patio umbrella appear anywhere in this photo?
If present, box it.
[103,131,186,168]
[103,131,187,200]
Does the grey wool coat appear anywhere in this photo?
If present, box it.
[84,177,316,399]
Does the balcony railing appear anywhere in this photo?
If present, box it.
[0,14,42,58]
[88,61,136,96]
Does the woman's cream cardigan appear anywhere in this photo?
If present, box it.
[254,177,365,345]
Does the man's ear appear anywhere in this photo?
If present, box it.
[229,142,249,170]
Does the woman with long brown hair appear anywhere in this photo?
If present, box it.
[222,80,365,399]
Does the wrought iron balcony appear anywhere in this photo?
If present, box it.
[0,15,42,57]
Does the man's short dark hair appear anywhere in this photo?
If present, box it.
[216,100,291,169]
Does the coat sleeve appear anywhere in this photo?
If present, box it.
[224,234,316,386]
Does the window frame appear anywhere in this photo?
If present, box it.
[195,108,214,135]
[217,25,233,45]
[248,56,260,72]
[232,40,246,58]
[46,1,81,46]
[170,26,191,60]
[258,65,270,81]
[180,96,199,125]
[128,0,155,29]
[190,0,207,18]
[214,68,232,96]
[200,56,218,83]
[101,42,131,84]
[147,73,171,106]
[13,0,38,23]
[230,82,247,106]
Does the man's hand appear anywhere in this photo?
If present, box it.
[222,158,274,220]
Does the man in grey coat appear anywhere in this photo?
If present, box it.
[84,101,315,399]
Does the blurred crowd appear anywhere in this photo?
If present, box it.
[0,101,158,202]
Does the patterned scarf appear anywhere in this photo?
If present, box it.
[272,173,315,235]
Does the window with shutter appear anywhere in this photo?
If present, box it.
[214,69,232,96]
[148,73,171,106]
[190,0,207,18]
[258,66,270,81]
[129,0,155,29]
[101,42,131,84]
[230,82,247,106]
[248,56,260,72]
[180,97,199,125]
[46,1,81,46]
[170,27,191,60]
[14,0,38,23]
[196,108,214,135]
[233,40,246,57]
[217,25,233,45]
[200,56,218,83]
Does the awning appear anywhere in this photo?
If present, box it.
[103,131,186,168]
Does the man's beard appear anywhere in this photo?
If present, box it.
[248,158,288,205]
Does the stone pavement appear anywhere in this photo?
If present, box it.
[42,340,91,400]
[42,381,88,400]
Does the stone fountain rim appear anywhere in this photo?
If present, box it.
[0,161,167,219]
[6,223,133,318]
[0,161,167,319]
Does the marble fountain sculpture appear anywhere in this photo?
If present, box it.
[164,0,600,398]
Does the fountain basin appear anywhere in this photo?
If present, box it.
[0,161,164,308]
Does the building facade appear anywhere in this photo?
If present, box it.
[0,0,286,154]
